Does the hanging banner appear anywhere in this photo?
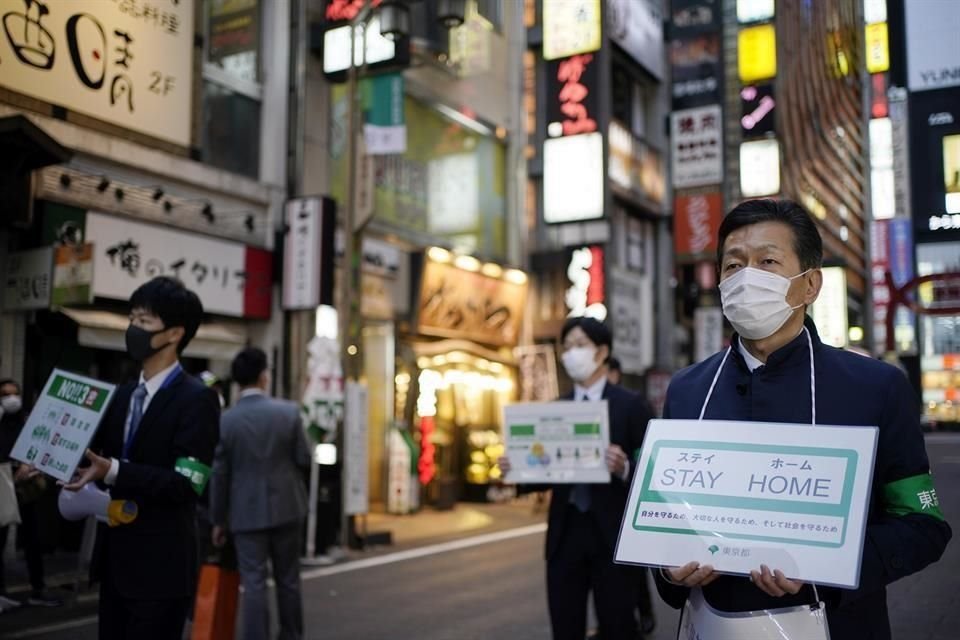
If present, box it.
[674,192,723,261]
[282,197,335,311]
[362,72,406,154]
[609,267,654,374]
[344,381,369,515]
[0,0,194,146]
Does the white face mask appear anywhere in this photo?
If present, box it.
[0,395,22,415]
[719,267,810,340]
[562,346,600,383]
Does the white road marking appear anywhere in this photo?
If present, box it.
[301,523,547,581]
[3,524,547,637]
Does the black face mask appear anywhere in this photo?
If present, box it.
[125,325,168,362]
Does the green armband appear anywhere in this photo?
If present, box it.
[175,457,211,496]
[883,474,945,522]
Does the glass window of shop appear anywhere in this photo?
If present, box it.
[917,242,960,427]
[201,0,262,178]
[329,89,507,260]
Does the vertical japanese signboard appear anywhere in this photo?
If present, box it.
[11,369,116,483]
[2,247,53,311]
[0,0,195,146]
[870,220,890,354]
[674,192,723,262]
[344,381,369,515]
[282,196,335,311]
[671,106,723,188]
[546,53,600,137]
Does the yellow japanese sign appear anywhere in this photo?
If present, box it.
[738,24,777,83]
[865,23,890,74]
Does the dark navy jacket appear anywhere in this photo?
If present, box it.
[654,318,951,640]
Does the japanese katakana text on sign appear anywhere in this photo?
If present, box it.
[615,419,879,589]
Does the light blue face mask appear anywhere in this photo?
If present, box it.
[719,267,811,340]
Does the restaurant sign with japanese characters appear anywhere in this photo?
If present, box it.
[85,212,272,319]
[0,0,194,146]
[670,105,723,188]
[615,419,879,588]
[417,255,527,347]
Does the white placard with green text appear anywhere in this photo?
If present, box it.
[614,419,878,589]
[10,369,116,483]
[503,401,610,484]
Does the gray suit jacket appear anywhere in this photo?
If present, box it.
[210,393,311,533]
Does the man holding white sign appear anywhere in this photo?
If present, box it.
[63,277,220,640]
[642,200,950,639]
[500,317,652,640]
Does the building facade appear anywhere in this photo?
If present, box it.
[0,0,289,402]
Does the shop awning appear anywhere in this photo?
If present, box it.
[411,339,516,366]
[60,308,248,361]
[0,115,72,171]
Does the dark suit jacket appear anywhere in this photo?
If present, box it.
[544,383,652,559]
[91,370,219,600]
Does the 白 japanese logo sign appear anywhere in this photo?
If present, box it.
[0,0,194,146]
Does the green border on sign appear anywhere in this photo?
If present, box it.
[632,440,859,548]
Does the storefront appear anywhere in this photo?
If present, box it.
[1,200,274,399]
[401,247,526,507]
[916,242,960,429]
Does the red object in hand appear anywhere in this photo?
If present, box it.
[191,564,240,640]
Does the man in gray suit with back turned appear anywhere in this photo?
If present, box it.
[210,347,310,640]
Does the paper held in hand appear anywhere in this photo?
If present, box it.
[614,419,879,589]
[10,369,116,483]
[502,400,611,484]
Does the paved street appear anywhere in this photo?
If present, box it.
[5,434,960,639]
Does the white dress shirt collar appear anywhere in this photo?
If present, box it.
[139,360,181,399]
[574,377,607,402]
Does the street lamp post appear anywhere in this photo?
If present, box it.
[339,0,372,552]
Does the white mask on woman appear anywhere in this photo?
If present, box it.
[719,267,810,340]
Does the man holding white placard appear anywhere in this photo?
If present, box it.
[651,199,951,639]
[501,317,652,640]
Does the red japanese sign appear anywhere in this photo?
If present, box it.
[325,0,383,22]
[547,54,599,137]
[674,193,723,261]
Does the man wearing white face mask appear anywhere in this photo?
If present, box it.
[653,199,951,639]
[500,317,653,640]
